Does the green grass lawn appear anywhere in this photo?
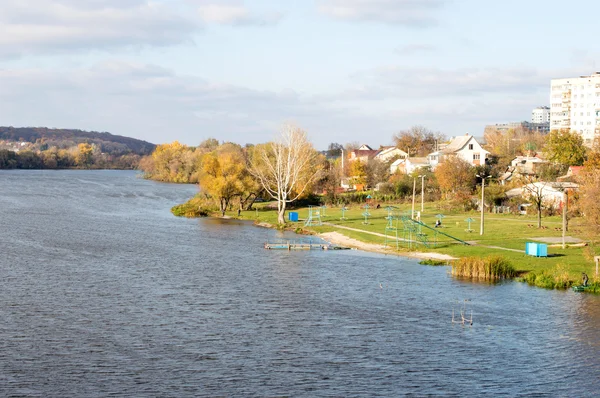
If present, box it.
[233,201,597,284]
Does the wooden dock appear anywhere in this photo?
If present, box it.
[264,239,348,251]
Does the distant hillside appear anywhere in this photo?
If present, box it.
[0,126,156,155]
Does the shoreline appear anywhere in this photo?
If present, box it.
[253,219,456,262]
[319,231,457,262]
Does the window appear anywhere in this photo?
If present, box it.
[468,144,474,150]
[473,154,480,160]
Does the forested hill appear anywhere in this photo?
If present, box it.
[0,126,155,155]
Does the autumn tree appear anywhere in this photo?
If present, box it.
[250,124,322,224]
[579,147,600,247]
[313,156,342,204]
[349,160,367,187]
[393,125,444,157]
[434,156,476,197]
[142,141,198,183]
[545,129,587,167]
[484,125,546,168]
[198,143,254,216]
[75,143,94,168]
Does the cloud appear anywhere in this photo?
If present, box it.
[0,61,581,149]
[396,44,436,55]
[196,3,282,26]
[0,62,377,147]
[0,0,200,59]
[348,66,572,99]
[317,0,446,26]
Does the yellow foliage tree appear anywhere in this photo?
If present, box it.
[199,143,255,216]
[76,143,94,168]
[148,141,198,183]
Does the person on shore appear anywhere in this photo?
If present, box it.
[582,273,589,287]
[435,219,441,228]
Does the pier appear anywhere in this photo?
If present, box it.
[264,239,348,251]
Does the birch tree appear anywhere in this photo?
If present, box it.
[251,125,321,224]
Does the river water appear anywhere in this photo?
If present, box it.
[0,170,599,397]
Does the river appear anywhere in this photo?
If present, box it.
[1,170,599,397]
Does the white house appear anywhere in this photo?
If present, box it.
[506,182,579,210]
[428,134,489,170]
[390,157,430,175]
[375,146,408,163]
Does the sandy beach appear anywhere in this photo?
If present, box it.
[319,231,457,261]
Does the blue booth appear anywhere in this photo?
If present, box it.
[525,242,548,257]
[288,212,299,222]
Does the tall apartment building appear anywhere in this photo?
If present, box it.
[550,72,600,145]
[532,106,550,124]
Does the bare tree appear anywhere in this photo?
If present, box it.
[251,125,322,224]
[392,125,445,157]
[521,177,548,228]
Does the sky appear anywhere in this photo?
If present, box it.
[1,0,599,150]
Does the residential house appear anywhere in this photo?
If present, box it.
[428,134,490,170]
[374,146,408,163]
[390,157,430,175]
[506,181,579,211]
[557,166,584,182]
[348,144,380,163]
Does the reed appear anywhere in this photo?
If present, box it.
[451,256,516,280]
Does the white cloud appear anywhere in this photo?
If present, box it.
[317,0,446,26]
[0,62,374,147]
[0,61,580,148]
[396,44,436,55]
[196,3,281,26]
[0,0,200,59]
[349,66,576,98]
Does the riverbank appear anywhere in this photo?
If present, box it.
[319,231,457,262]
[171,195,599,292]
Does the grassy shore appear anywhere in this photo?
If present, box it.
[176,197,599,292]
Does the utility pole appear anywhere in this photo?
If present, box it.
[476,174,489,236]
[419,174,426,212]
[411,177,416,219]
[562,190,568,249]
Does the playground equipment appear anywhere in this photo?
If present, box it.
[340,206,348,221]
[304,205,322,226]
[384,206,402,249]
[320,205,327,217]
[464,217,475,233]
[362,204,371,225]
[384,212,470,250]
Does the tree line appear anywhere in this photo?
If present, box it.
[139,125,322,223]
[0,143,141,170]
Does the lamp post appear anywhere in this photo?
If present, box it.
[411,176,416,219]
[476,174,490,236]
[419,174,425,212]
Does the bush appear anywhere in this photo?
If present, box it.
[521,264,577,290]
[419,259,449,266]
[171,194,213,217]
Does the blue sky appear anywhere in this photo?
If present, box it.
[1,0,598,149]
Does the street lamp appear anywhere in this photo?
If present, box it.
[476,174,490,236]
[418,174,426,212]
